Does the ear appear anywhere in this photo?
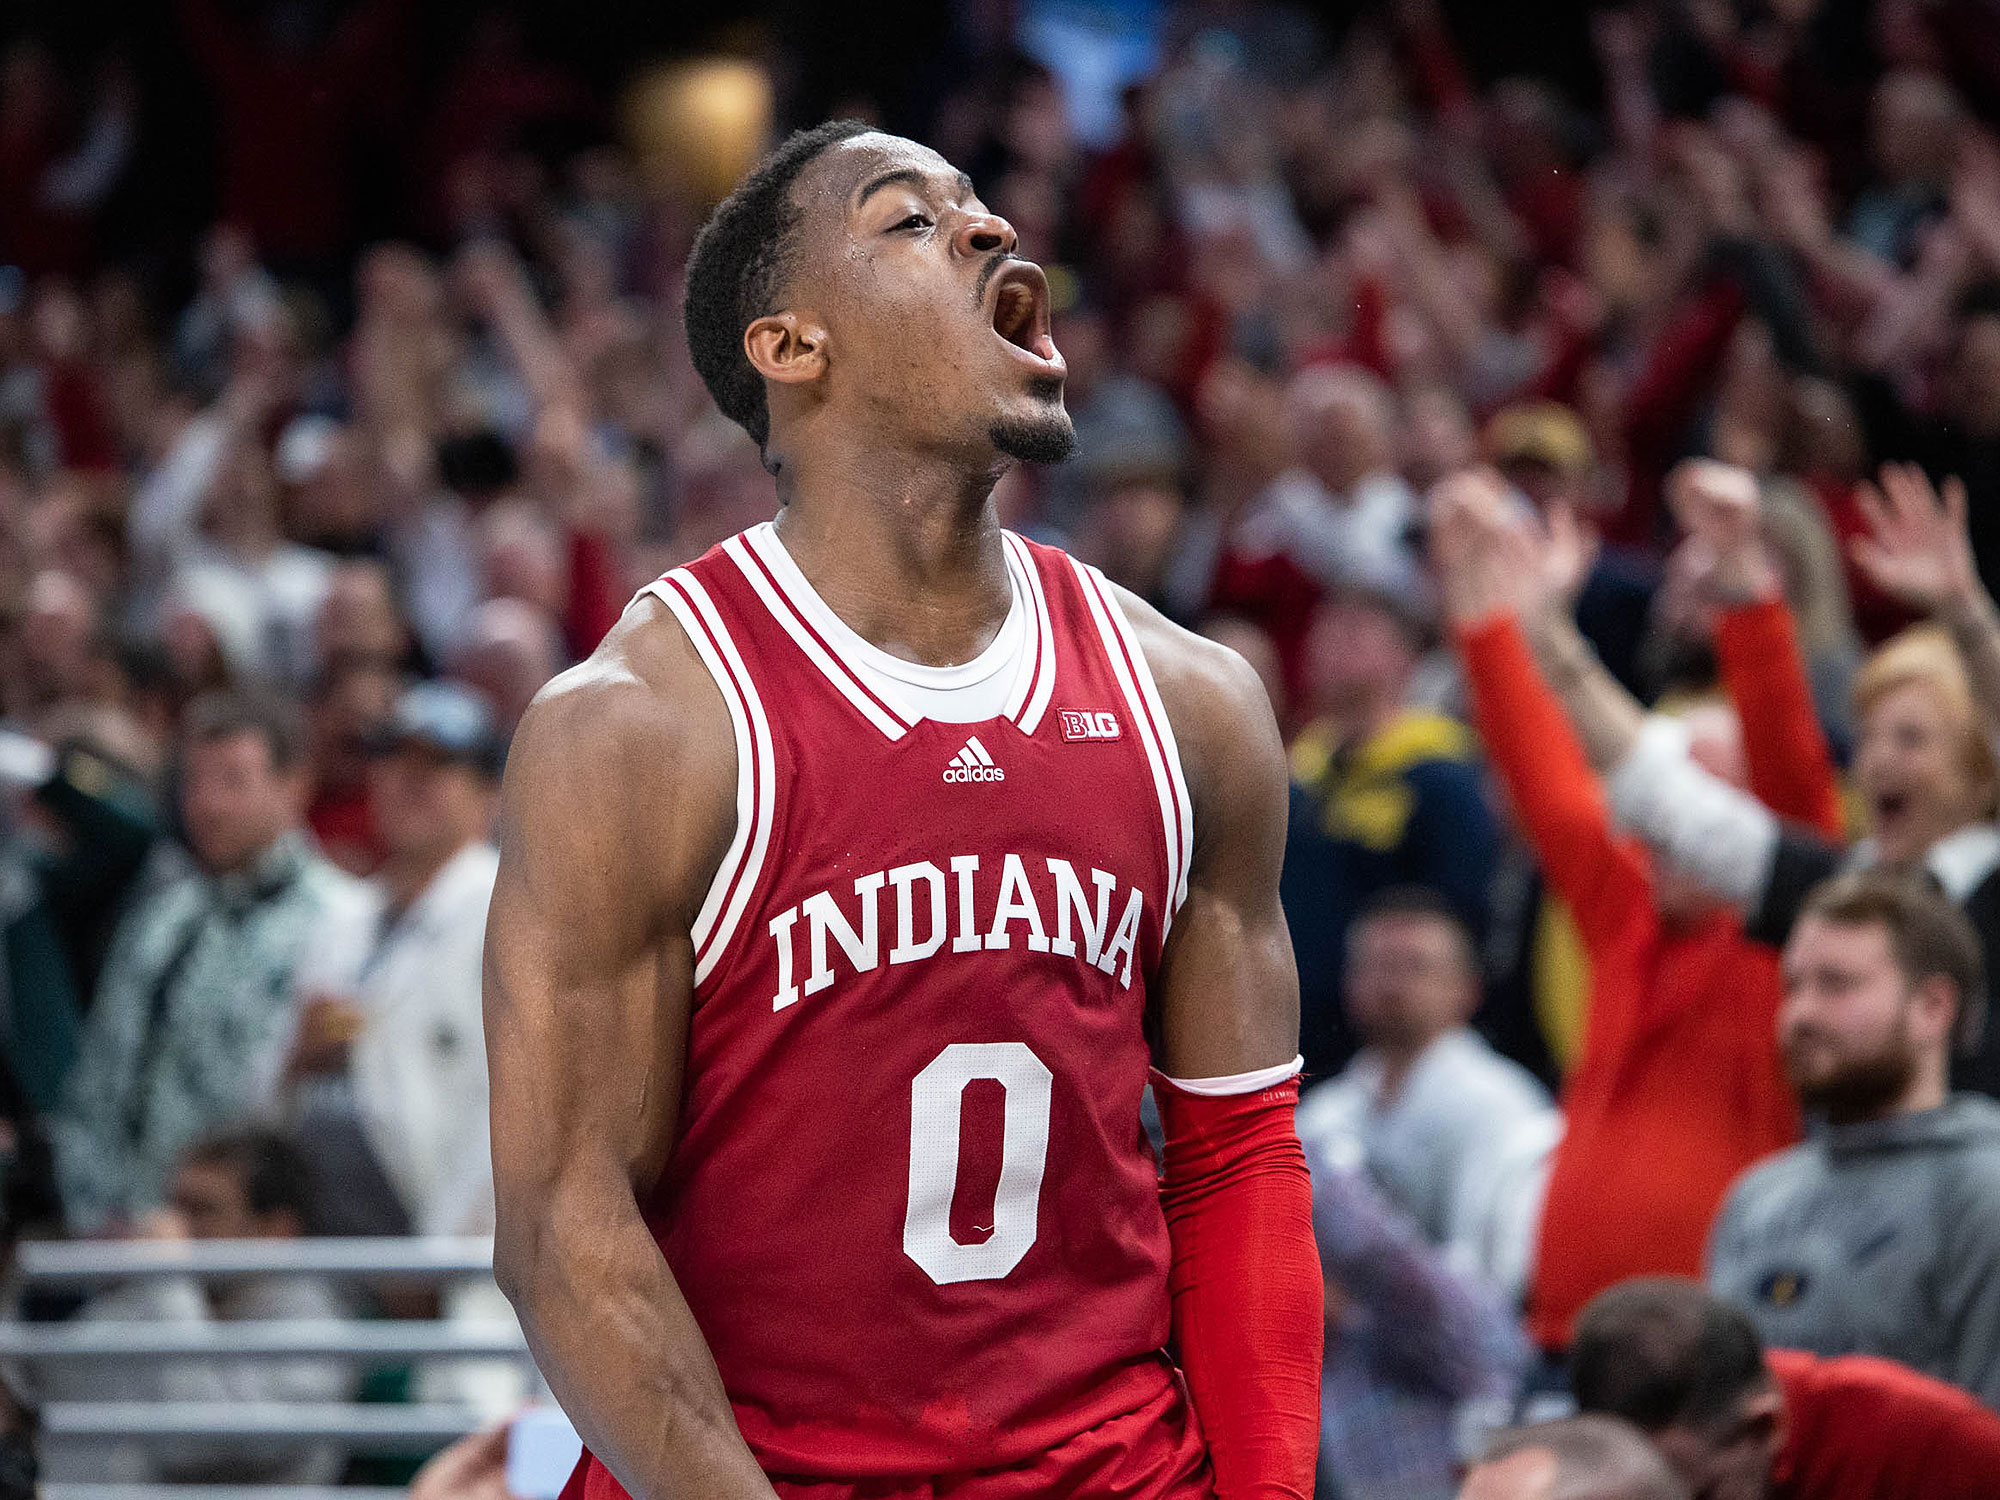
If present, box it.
[1912,974,1960,1049]
[744,311,828,386]
[1742,1382,1787,1465]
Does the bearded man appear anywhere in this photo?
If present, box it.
[1707,870,2000,1411]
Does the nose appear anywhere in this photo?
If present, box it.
[954,210,1016,259]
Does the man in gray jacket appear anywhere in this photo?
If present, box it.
[1707,869,2000,1409]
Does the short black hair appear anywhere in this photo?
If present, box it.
[1571,1278,1771,1435]
[683,119,873,463]
[182,1127,319,1229]
[181,690,306,772]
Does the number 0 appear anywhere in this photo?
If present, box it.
[903,1042,1052,1285]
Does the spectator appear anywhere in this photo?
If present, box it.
[1286,586,1501,1075]
[262,682,503,1236]
[1572,1277,2000,1500]
[1296,887,1553,1268]
[1494,463,2000,1095]
[1434,464,1819,1351]
[449,596,564,735]
[1279,363,1423,600]
[1485,402,1656,699]
[314,558,413,674]
[1459,1417,1689,1500]
[41,1127,354,1483]
[50,692,366,1232]
[1707,870,2000,1409]
[304,652,401,875]
[1308,1151,1530,1500]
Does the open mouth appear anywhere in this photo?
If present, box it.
[988,263,1062,368]
[1872,790,1911,826]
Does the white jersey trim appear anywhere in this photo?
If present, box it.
[1158,1055,1305,1097]
[726,522,1059,740]
[726,530,915,741]
[1004,531,1058,734]
[641,570,777,985]
[1067,558,1195,934]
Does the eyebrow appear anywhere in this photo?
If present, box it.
[855,167,975,209]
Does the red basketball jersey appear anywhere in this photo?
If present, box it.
[612,523,1212,1493]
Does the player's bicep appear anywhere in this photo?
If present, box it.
[482,672,714,1215]
[1147,632,1300,1079]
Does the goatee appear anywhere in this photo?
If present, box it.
[991,381,1075,465]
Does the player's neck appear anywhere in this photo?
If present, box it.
[771,447,1015,669]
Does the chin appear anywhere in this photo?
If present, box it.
[990,404,1076,465]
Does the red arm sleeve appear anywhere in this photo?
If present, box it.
[1456,613,1654,951]
[1155,1075,1321,1500]
[1714,598,1845,839]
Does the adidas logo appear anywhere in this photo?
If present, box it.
[941,735,1006,784]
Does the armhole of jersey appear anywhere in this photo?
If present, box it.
[1065,558,1196,933]
[640,572,776,986]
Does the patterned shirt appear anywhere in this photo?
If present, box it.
[52,832,367,1231]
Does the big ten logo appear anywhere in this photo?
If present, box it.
[1059,709,1122,743]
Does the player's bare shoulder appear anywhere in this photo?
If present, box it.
[1103,582,1288,841]
[498,593,739,934]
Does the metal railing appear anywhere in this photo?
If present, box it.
[0,1322,528,1364]
[12,1238,498,1290]
[45,1487,410,1500]
[5,1237,542,1484]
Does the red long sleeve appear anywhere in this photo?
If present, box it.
[1715,598,1846,839]
[1155,1076,1321,1500]
[1456,613,1653,952]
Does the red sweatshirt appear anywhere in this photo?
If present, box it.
[1713,597,1846,840]
[1770,1349,2000,1499]
[1459,615,1805,1349]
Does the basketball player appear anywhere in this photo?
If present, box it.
[484,121,1322,1500]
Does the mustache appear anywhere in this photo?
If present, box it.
[972,252,1020,308]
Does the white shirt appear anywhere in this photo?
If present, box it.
[1231,468,1423,597]
[279,842,500,1235]
[1297,1029,1557,1298]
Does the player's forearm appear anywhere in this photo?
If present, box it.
[1156,1077,1322,1499]
[1522,607,1645,773]
[496,1194,778,1500]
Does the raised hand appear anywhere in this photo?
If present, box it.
[1540,496,1600,612]
[1667,457,1777,603]
[1429,468,1573,627]
[1851,462,1982,617]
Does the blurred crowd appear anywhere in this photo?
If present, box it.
[8,0,2000,1493]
